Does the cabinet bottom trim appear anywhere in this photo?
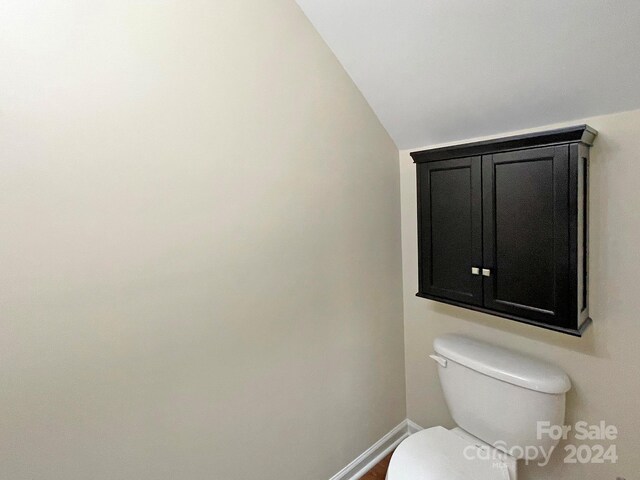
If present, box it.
[415,292,592,337]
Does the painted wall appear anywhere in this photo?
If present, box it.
[0,1,405,479]
[400,109,640,479]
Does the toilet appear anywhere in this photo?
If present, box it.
[387,334,571,480]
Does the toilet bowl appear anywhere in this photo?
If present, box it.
[387,426,516,480]
[386,334,571,480]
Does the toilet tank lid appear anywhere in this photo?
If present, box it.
[434,334,571,394]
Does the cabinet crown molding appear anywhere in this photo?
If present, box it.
[411,125,597,163]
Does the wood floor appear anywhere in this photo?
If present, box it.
[360,452,393,480]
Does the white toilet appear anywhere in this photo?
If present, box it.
[387,334,571,480]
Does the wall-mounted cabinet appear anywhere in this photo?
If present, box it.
[411,126,597,336]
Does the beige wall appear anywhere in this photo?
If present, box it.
[0,1,406,479]
[400,109,640,479]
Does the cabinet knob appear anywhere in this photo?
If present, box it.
[482,268,491,277]
[471,267,480,275]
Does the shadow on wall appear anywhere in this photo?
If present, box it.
[428,302,602,358]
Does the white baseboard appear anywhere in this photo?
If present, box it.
[329,419,424,480]
[406,419,423,435]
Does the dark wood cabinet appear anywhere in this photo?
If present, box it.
[411,126,597,336]
[418,156,483,306]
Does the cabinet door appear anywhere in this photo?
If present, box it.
[417,156,483,305]
[482,146,570,327]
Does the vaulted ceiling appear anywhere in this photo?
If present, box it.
[295,0,640,149]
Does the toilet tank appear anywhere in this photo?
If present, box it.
[433,334,571,460]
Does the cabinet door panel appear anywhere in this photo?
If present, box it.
[482,146,570,326]
[418,157,482,305]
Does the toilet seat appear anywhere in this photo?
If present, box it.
[387,426,511,480]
